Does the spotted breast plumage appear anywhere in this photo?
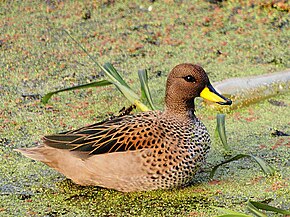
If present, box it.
[16,63,232,192]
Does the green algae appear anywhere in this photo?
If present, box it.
[1,0,290,216]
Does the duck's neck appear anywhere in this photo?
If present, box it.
[164,97,196,120]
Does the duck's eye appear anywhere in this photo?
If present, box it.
[183,75,196,83]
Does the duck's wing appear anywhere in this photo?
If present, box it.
[43,112,164,155]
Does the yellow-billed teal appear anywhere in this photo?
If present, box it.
[16,63,232,192]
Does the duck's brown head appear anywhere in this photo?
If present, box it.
[165,63,232,116]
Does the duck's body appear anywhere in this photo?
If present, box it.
[22,111,209,192]
[17,63,231,192]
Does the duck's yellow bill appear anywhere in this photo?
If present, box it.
[200,83,232,105]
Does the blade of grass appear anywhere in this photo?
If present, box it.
[250,155,275,176]
[63,29,131,89]
[247,201,268,217]
[52,30,150,111]
[210,154,247,179]
[102,63,147,109]
[138,69,148,100]
[138,69,156,110]
[210,154,275,179]
[103,62,130,89]
[41,80,112,104]
[214,215,251,217]
[134,99,151,112]
[216,114,231,153]
[248,201,290,215]
[63,29,105,73]
[212,206,252,217]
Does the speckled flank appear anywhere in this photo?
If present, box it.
[136,113,210,191]
[16,63,228,192]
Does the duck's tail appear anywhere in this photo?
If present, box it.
[15,146,51,163]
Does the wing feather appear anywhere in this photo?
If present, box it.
[43,111,164,156]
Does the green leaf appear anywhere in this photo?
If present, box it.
[63,29,104,71]
[103,62,131,89]
[114,84,140,107]
[134,99,151,112]
[210,154,275,179]
[41,80,112,104]
[138,69,156,110]
[215,215,251,217]
[56,30,150,111]
[250,155,275,176]
[210,154,246,179]
[63,30,130,91]
[138,69,148,100]
[213,201,290,217]
[101,63,150,111]
[212,206,252,217]
[96,63,151,111]
[248,200,290,215]
[216,114,231,152]
[247,201,268,217]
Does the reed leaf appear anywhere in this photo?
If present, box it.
[216,114,231,153]
[41,80,112,104]
[103,62,131,89]
[61,30,149,111]
[247,200,290,215]
[138,69,156,110]
[250,155,275,176]
[212,206,252,217]
[247,201,268,217]
[210,154,275,179]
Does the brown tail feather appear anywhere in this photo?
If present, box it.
[15,147,51,163]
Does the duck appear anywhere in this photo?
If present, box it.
[16,63,232,192]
